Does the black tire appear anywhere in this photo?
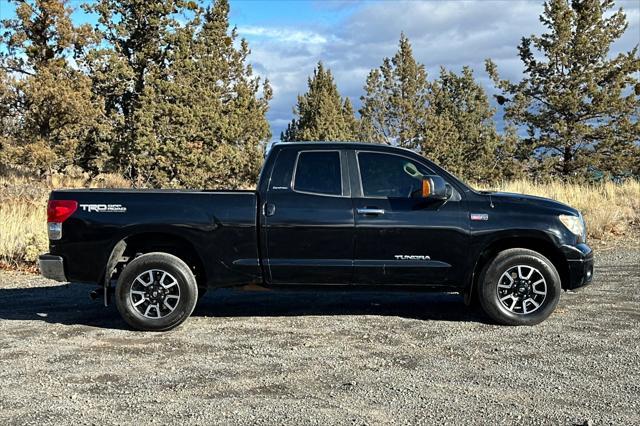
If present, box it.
[115,252,198,331]
[478,248,561,326]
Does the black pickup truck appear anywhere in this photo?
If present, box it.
[39,142,593,330]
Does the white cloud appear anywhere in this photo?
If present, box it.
[238,26,330,45]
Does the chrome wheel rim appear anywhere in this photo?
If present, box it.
[130,269,181,319]
[497,265,547,315]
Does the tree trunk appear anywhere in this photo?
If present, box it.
[563,145,572,176]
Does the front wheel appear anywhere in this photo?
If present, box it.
[478,248,561,326]
[115,252,198,331]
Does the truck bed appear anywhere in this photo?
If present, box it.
[49,189,261,287]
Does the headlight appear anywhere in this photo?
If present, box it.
[559,214,586,241]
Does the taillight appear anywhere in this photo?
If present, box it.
[47,200,77,240]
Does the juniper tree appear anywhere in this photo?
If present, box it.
[281,62,359,142]
[0,0,105,175]
[342,97,360,141]
[84,0,200,180]
[359,33,429,149]
[133,0,272,188]
[424,66,507,183]
[486,0,640,180]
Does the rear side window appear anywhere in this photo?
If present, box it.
[293,151,342,196]
[268,148,297,190]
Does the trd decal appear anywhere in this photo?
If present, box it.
[470,213,489,221]
[394,255,431,260]
[80,204,127,213]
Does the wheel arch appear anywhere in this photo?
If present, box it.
[466,234,569,304]
[103,232,207,289]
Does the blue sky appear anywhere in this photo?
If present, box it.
[1,0,639,141]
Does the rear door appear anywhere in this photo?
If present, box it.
[351,150,468,286]
[263,148,354,284]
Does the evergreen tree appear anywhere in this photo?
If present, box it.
[280,120,298,142]
[359,33,429,149]
[132,0,272,188]
[281,62,359,142]
[84,0,199,180]
[0,68,16,172]
[486,0,640,180]
[342,97,360,141]
[424,66,505,183]
[0,0,105,175]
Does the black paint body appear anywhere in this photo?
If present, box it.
[47,142,594,294]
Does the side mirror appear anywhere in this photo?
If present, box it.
[421,175,453,201]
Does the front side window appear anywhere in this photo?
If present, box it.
[358,152,433,198]
[293,151,342,196]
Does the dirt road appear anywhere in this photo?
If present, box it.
[0,249,638,425]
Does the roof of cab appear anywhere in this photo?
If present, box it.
[271,141,417,154]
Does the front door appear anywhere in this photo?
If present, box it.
[264,149,354,284]
[352,151,467,286]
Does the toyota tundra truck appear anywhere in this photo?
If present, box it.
[39,142,594,331]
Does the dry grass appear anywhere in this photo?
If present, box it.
[0,175,638,269]
[0,173,129,268]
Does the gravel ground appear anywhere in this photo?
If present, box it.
[0,249,638,425]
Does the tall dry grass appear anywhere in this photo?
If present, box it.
[0,175,638,268]
[0,173,129,268]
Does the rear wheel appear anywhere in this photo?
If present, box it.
[478,248,561,326]
[115,252,198,331]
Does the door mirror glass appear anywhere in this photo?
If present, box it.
[421,175,453,201]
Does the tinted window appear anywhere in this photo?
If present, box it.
[268,148,297,190]
[294,151,342,196]
[358,152,432,198]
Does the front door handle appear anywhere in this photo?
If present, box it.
[356,208,385,215]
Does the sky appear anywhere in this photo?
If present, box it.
[1,0,639,141]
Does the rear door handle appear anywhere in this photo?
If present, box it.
[356,208,385,215]
[263,202,276,217]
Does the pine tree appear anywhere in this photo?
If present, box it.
[85,0,199,180]
[359,33,429,149]
[281,62,359,142]
[132,0,272,188]
[358,68,389,144]
[0,68,16,172]
[0,0,105,175]
[486,0,640,180]
[342,97,360,141]
[424,66,504,183]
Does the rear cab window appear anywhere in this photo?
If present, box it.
[293,151,342,196]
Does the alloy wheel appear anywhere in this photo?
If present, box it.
[496,265,547,315]
[129,269,181,319]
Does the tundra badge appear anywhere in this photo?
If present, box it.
[394,255,431,260]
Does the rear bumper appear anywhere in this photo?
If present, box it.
[561,244,594,290]
[38,254,67,282]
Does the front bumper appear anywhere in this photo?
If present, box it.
[38,254,67,282]
[561,243,594,290]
